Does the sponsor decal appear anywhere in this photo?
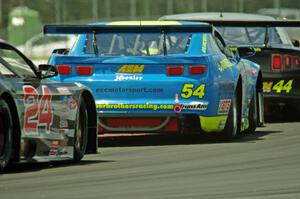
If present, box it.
[114,74,143,81]
[68,97,77,110]
[57,87,71,95]
[218,120,226,129]
[117,64,144,74]
[174,102,208,113]
[218,99,231,115]
[97,102,208,112]
[96,87,163,93]
[97,103,173,111]
[60,119,68,128]
[218,59,233,71]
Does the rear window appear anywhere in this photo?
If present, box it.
[217,26,293,47]
[84,32,192,56]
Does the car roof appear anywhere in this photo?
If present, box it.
[91,20,211,27]
[160,12,276,21]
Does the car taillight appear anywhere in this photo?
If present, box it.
[166,66,184,76]
[189,65,206,75]
[294,56,300,68]
[56,65,72,75]
[272,54,282,71]
[284,55,292,69]
[76,66,93,75]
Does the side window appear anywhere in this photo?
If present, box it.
[213,31,234,58]
[207,34,222,54]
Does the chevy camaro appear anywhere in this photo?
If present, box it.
[161,12,300,115]
[44,21,262,140]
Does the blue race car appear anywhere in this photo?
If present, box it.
[44,21,263,139]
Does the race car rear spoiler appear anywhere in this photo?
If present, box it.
[162,19,300,27]
[44,24,213,34]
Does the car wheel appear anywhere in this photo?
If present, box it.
[0,100,13,171]
[246,89,258,133]
[222,92,241,140]
[73,100,88,162]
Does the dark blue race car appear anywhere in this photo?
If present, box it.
[45,21,263,139]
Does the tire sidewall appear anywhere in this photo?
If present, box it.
[247,89,258,133]
[73,99,88,162]
[222,93,240,140]
[0,100,13,171]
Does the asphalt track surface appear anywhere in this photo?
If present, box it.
[1,122,300,199]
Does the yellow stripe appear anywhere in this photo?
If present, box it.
[199,116,228,133]
[202,34,207,53]
[107,21,182,26]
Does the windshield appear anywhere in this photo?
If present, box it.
[217,26,293,47]
[0,47,36,78]
[84,32,192,56]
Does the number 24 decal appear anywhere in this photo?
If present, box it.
[181,83,206,99]
[23,85,53,134]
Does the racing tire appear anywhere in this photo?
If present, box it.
[246,89,258,133]
[0,100,13,171]
[222,92,241,140]
[73,99,88,162]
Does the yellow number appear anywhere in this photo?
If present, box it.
[282,80,293,93]
[272,80,293,93]
[181,84,206,99]
[193,84,206,98]
[181,84,194,98]
[272,80,284,93]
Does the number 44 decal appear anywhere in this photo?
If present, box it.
[23,85,53,134]
[272,80,293,93]
[181,83,206,99]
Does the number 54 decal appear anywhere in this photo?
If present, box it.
[263,80,293,93]
[23,85,53,134]
[181,83,206,99]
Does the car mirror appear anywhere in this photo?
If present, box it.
[291,39,300,47]
[39,64,58,79]
[52,48,70,55]
[236,47,256,59]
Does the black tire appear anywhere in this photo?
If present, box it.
[222,93,241,140]
[73,99,88,162]
[0,100,13,171]
[246,89,258,133]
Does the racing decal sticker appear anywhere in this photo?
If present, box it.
[218,99,231,115]
[263,80,293,93]
[174,102,208,113]
[181,83,205,99]
[57,87,72,95]
[23,85,53,135]
[218,59,234,71]
[97,103,174,111]
[68,96,77,110]
[117,64,144,73]
[96,87,163,93]
[115,64,144,81]
[114,75,143,81]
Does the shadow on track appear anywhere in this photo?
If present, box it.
[1,159,114,174]
[99,129,282,148]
